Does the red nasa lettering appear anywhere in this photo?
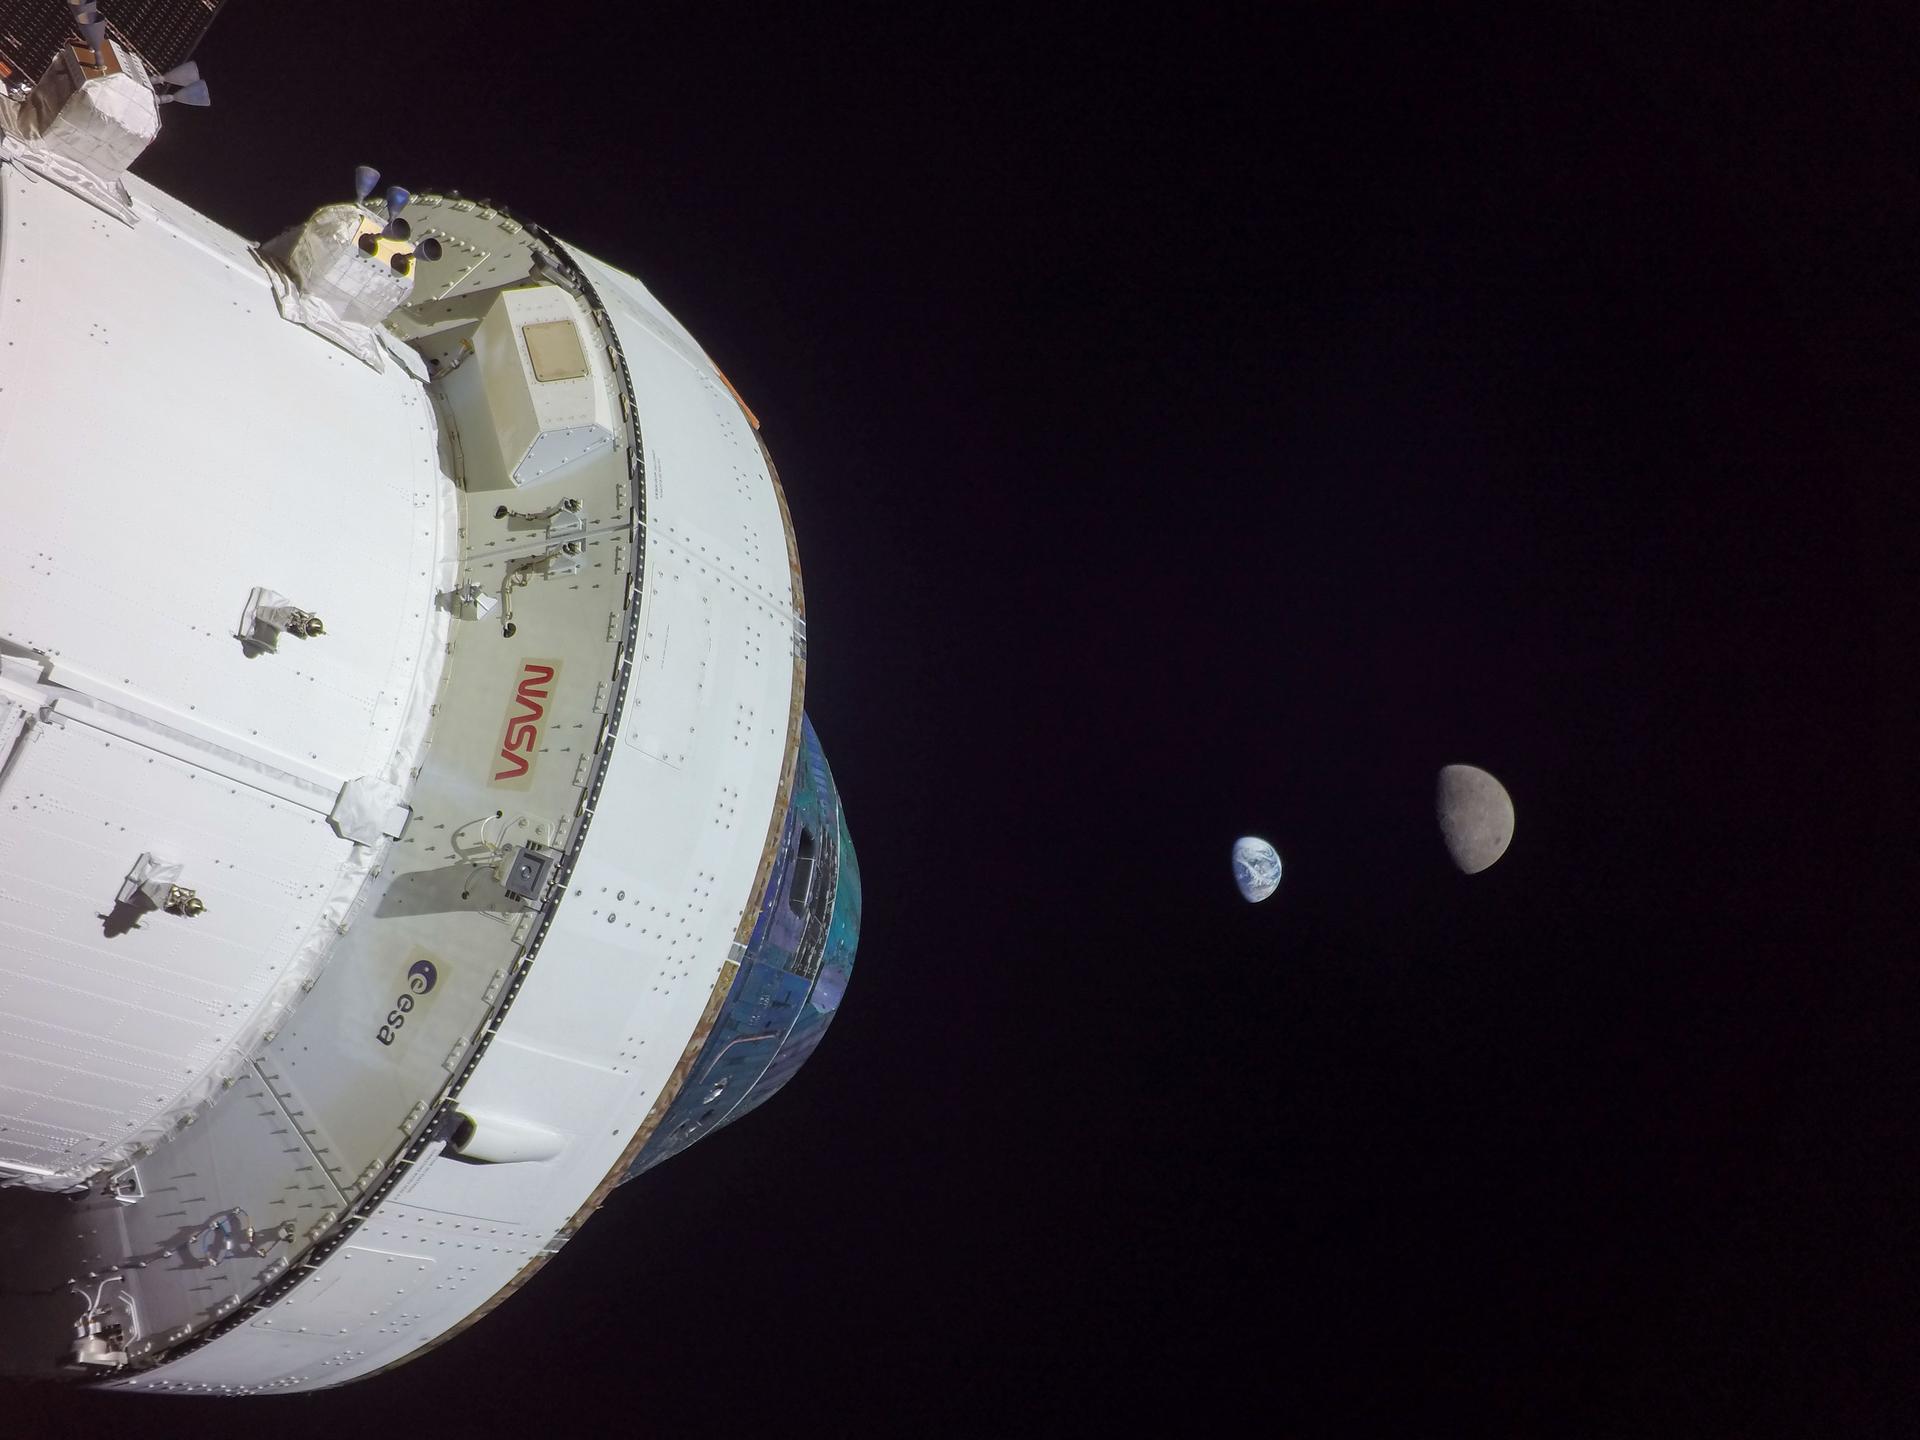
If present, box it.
[495,661,558,782]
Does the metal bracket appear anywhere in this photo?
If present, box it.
[116,853,205,920]
[452,580,500,622]
[186,1209,252,1266]
[499,841,560,907]
[68,1277,131,1370]
[492,496,582,525]
[496,543,584,635]
[108,1164,143,1205]
[238,585,325,653]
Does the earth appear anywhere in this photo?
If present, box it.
[1232,836,1282,902]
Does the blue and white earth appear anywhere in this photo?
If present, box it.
[1232,836,1282,902]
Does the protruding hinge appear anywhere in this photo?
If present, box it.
[116,853,205,925]
[238,586,325,654]
[108,1165,143,1205]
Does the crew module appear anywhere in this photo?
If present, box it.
[0,2,861,1392]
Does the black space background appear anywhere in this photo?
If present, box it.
[6,3,1919,1433]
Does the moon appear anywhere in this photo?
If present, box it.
[1232,836,1283,902]
[1436,764,1515,874]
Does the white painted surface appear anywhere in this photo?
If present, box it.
[0,165,454,1181]
[0,720,350,1166]
[0,174,446,784]
[84,207,805,1392]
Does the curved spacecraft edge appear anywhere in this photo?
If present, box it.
[0,34,861,1393]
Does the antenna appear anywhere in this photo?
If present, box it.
[151,53,211,106]
[156,78,209,105]
[354,165,381,203]
[70,2,109,62]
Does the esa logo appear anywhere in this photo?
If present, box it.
[494,660,559,786]
[375,957,439,1047]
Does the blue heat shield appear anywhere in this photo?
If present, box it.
[620,715,862,1183]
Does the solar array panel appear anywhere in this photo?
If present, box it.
[0,0,225,85]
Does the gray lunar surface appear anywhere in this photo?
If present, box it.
[1436,764,1515,874]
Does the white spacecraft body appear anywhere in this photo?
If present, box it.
[0,38,858,1393]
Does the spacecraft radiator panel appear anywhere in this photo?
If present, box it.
[0,164,455,1181]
